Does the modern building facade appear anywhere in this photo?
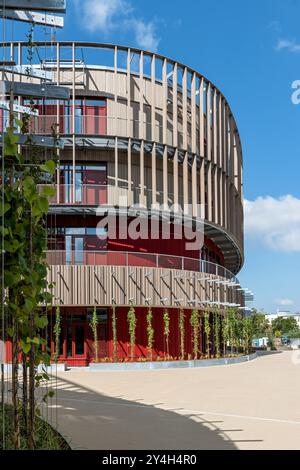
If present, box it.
[3,42,244,365]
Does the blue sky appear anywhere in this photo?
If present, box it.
[7,0,300,313]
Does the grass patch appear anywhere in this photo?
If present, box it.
[0,404,71,450]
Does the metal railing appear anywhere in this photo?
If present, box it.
[37,184,195,213]
[0,114,191,147]
[46,250,238,282]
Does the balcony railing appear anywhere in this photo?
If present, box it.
[38,184,196,214]
[46,250,238,282]
[0,114,190,147]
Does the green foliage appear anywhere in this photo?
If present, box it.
[190,309,200,360]
[204,311,211,358]
[127,306,136,360]
[212,306,221,359]
[1,109,58,448]
[112,305,117,362]
[243,316,253,354]
[146,307,154,360]
[53,307,61,363]
[226,308,236,353]
[179,309,185,360]
[163,309,170,358]
[0,404,70,450]
[272,317,300,338]
[250,309,269,338]
[89,307,99,363]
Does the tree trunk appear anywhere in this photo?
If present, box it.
[12,313,20,449]
[28,340,35,450]
[22,353,28,437]
[27,213,35,450]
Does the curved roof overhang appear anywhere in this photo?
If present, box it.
[48,205,244,275]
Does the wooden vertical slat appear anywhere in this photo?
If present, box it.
[206,83,212,221]
[212,88,217,165]
[199,157,205,219]
[151,143,157,207]
[127,48,132,138]
[212,88,218,223]
[162,58,167,145]
[163,145,168,207]
[199,77,205,158]
[139,51,144,140]
[182,67,188,150]
[192,155,197,217]
[114,46,118,136]
[56,42,60,204]
[151,54,156,142]
[218,93,222,169]
[191,72,196,154]
[199,78,205,217]
[173,62,178,208]
[173,148,179,208]
[72,42,76,204]
[115,137,118,188]
[191,72,197,217]
[173,62,178,148]
[140,140,145,205]
[128,138,132,205]
[183,151,188,213]
[206,82,211,162]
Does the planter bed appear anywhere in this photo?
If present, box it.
[88,353,258,371]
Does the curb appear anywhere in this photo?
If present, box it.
[88,353,258,372]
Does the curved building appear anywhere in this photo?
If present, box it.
[3,42,244,365]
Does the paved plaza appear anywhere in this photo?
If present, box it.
[49,352,300,450]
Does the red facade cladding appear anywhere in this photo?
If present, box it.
[47,214,225,265]
[107,307,206,360]
[33,102,107,136]
[4,308,212,365]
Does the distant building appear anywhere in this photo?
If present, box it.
[252,337,268,348]
[266,311,300,329]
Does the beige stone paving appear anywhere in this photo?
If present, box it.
[49,352,300,450]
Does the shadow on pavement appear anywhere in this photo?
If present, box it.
[43,375,239,451]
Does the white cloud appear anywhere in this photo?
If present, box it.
[276,39,300,53]
[75,0,160,51]
[275,298,295,307]
[245,195,300,252]
[129,19,159,51]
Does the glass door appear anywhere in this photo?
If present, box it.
[73,322,85,357]
[65,320,86,359]
[65,229,85,265]
[74,237,84,265]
